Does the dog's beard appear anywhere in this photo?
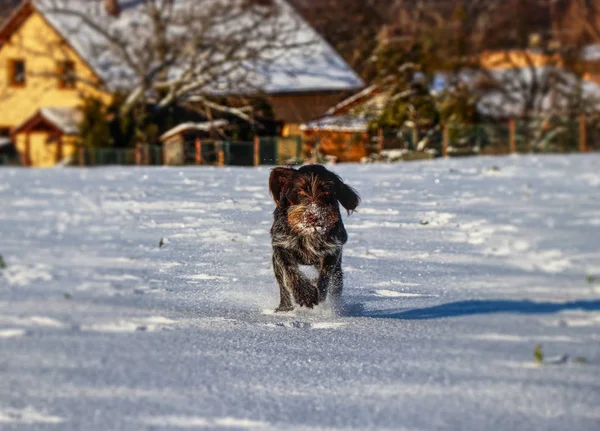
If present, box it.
[287,203,339,236]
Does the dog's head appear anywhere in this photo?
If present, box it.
[269,165,360,236]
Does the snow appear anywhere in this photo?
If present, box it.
[1,155,599,430]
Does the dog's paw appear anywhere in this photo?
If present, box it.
[274,305,294,313]
[294,281,319,308]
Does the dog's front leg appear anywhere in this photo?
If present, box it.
[317,252,342,304]
[272,247,318,310]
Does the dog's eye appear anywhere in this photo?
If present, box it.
[324,191,331,196]
[298,190,308,196]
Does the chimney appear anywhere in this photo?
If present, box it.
[104,0,120,17]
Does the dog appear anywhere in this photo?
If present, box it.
[269,164,360,311]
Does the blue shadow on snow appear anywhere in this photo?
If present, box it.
[365,299,600,320]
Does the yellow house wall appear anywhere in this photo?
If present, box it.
[15,132,78,167]
[0,10,112,130]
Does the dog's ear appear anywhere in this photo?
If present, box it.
[332,173,360,214]
[269,167,296,206]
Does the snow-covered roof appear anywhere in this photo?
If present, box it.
[300,114,369,133]
[0,136,12,147]
[301,86,387,132]
[30,0,363,95]
[159,120,229,141]
[325,85,379,116]
[13,106,81,134]
[38,107,81,134]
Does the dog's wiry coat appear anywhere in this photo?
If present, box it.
[269,164,360,311]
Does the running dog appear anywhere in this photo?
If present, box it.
[269,165,360,311]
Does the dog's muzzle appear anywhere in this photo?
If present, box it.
[288,203,338,236]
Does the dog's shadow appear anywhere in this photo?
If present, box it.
[342,299,600,320]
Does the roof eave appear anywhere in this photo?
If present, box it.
[0,1,34,47]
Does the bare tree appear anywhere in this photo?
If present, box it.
[290,0,387,79]
[36,0,312,120]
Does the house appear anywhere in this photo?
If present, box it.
[0,0,363,166]
[300,86,384,162]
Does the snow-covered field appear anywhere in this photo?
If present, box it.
[0,155,599,431]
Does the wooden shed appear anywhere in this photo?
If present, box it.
[300,86,385,162]
[300,115,372,163]
[159,120,229,165]
[12,107,81,167]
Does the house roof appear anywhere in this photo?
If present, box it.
[1,0,363,95]
[301,86,386,132]
[0,136,12,148]
[325,85,380,116]
[159,120,229,141]
[12,107,81,135]
[300,113,369,133]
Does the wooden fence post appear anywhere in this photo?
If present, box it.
[377,127,383,159]
[442,124,449,157]
[253,136,260,166]
[56,134,63,163]
[135,143,142,165]
[78,146,85,167]
[509,118,516,154]
[579,113,587,153]
[22,133,31,166]
[195,138,202,165]
[216,141,225,166]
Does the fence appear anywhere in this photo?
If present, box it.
[0,118,598,167]
[378,115,597,158]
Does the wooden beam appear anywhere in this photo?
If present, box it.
[56,134,63,164]
[509,119,516,154]
[135,142,142,165]
[216,141,225,166]
[253,136,260,166]
[377,127,383,159]
[579,113,587,153]
[195,138,202,165]
[442,125,449,158]
[22,132,31,166]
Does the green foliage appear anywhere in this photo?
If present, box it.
[0,254,6,269]
[78,97,113,148]
[369,2,484,142]
[585,274,597,284]
[533,344,544,365]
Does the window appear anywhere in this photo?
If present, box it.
[58,61,76,89]
[8,59,25,87]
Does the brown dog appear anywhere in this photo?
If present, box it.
[269,164,360,311]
